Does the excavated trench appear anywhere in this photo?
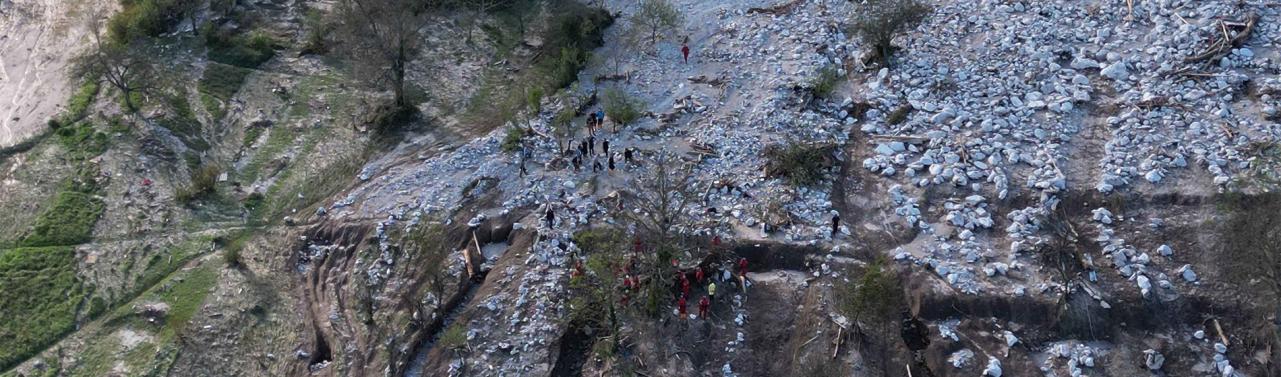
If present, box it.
[401,215,524,377]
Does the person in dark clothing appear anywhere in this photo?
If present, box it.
[545,206,555,229]
[602,140,610,155]
[624,148,633,163]
[592,159,603,172]
[588,135,596,155]
[831,212,841,237]
[608,154,615,171]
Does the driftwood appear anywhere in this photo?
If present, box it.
[868,134,930,144]
[593,73,627,83]
[1184,13,1259,64]
[1214,318,1230,347]
[688,75,727,86]
[747,0,803,15]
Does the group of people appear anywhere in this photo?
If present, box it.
[564,111,639,175]
[673,256,749,321]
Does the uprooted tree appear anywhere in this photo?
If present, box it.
[848,0,932,65]
[335,0,440,108]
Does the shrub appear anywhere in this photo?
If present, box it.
[838,257,902,325]
[602,87,643,128]
[62,80,101,124]
[848,0,932,64]
[501,127,525,153]
[764,142,833,187]
[810,65,842,100]
[107,0,197,44]
[526,87,544,116]
[205,28,277,69]
[176,164,220,204]
[438,323,468,352]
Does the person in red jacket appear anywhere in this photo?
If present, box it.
[677,296,688,320]
[681,36,690,63]
[695,266,705,283]
[738,257,748,277]
[681,275,691,297]
[698,295,710,318]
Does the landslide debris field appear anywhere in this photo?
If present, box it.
[2,0,1280,376]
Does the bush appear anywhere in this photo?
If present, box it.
[501,127,525,153]
[838,257,901,325]
[62,80,100,124]
[810,65,842,100]
[764,142,833,187]
[205,28,277,69]
[176,164,220,204]
[108,0,192,44]
[0,246,87,370]
[602,87,643,128]
[848,0,932,64]
[438,323,468,352]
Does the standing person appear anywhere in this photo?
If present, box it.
[738,257,748,277]
[698,295,710,318]
[677,296,688,320]
[695,266,705,284]
[624,148,634,163]
[681,274,691,297]
[831,211,841,237]
[681,36,690,64]
[602,139,610,155]
[588,135,596,155]
[707,281,717,302]
[545,206,555,229]
[608,154,616,171]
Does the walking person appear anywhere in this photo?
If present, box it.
[831,211,841,238]
[681,36,690,64]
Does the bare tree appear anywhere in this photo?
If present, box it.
[624,151,696,244]
[628,0,683,48]
[80,15,158,113]
[335,0,439,108]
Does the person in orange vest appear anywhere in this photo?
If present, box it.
[698,295,710,318]
[677,296,688,320]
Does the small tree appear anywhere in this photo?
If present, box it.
[848,0,931,65]
[629,0,683,48]
[335,0,439,108]
[570,227,628,353]
[839,257,902,376]
[81,14,158,113]
[551,108,575,153]
[602,87,642,131]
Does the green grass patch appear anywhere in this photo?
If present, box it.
[198,63,252,105]
[810,65,842,100]
[52,121,109,161]
[132,237,211,297]
[20,170,104,247]
[156,95,209,152]
[108,0,189,44]
[0,246,88,370]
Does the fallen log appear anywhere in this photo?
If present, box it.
[747,0,803,15]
